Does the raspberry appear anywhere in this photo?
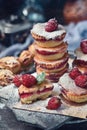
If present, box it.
[45,18,58,32]
[75,74,87,88]
[80,39,87,54]
[22,74,37,88]
[46,97,61,110]
[69,68,81,80]
[13,75,22,87]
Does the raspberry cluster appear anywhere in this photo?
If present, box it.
[13,74,37,88]
[69,68,81,80]
[69,67,87,88]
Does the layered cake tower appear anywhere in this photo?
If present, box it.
[31,18,69,82]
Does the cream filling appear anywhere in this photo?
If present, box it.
[31,23,66,40]
[62,92,87,103]
[35,40,63,48]
[20,91,52,104]
[36,63,68,73]
[35,42,67,53]
[18,81,53,94]
[36,52,65,61]
[34,53,68,65]
[75,48,87,61]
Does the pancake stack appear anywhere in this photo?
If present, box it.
[31,18,69,82]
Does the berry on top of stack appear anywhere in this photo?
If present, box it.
[13,72,54,104]
[31,18,69,82]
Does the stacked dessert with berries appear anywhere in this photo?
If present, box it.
[59,67,87,103]
[73,39,87,74]
[31,18,69,82]
[13,73,54,104]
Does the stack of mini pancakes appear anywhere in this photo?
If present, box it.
[31,21,69,82]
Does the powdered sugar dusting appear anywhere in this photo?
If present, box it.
[59,73,87,95]
[31,23,66,40]
[75,48,87,61]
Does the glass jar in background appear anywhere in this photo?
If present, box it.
[22,0,45,23]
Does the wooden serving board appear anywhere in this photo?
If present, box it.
[13,83,87,119]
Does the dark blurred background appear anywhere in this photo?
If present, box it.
[0,0,87,25]
[0,0,87,46]
[0,0,66,23]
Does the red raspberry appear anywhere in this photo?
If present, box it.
[13,75,22,87]
[80,39,87,54]
[45,18,58,32]
[69,68,81,80]
[75,74,87,88]
[22,74,37,88]
[46,97,61,110]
